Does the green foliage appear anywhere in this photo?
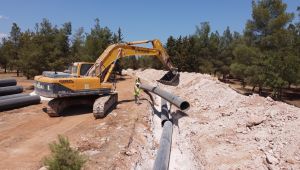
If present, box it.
[169,0,299,99]
[0,18,119,78]
[43,135,86,170]
[0,38,12,72]
[8,23,22,75]
[242,0,296,98]
[85,18,113,61]
[166,23,236,77]
[0,0,299,100]
[70,27,86,63]
[119,56,139,70]
[231,44,265,88]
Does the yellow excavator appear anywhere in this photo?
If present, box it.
[34,39,179,118]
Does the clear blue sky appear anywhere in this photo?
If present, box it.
[0,0,299,43]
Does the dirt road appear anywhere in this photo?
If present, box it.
[0,74,154,169]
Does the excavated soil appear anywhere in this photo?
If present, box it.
[126,69,300,170]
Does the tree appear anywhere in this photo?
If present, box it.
[0,18,123,78]
[231,45,264,90]
[166,36,180,69]
[119,56,139,70]
[85,18,113,61]
[0,38,11,73]
[113,27,124,74]
[8,23,22,76]
[296,7,300,85]
[50,22,72,72]
[18,30,41,79]
[243,0,294,99]
[193,22,212,73]
[208,31,220,75]
[71,27,86,62]
[117,27,123,43]
[217,27,233,79]
[43,135,86,170]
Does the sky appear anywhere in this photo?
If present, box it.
[0,0,299,43]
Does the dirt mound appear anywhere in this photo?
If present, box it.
[126,69,300,169]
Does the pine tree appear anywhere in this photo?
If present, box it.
[8,23,22,76]
[117,27,123,43]
[71,27,86,62]
[85,18,113,61]
[243,0,294,98]
[218,27,233,80]
[231,45,263,89]
[208,31,220,75]
[193,22,212,73]
[19,30,41,79]
[0,38,11,73]
[166,36,179,68]
[50,22,72,72]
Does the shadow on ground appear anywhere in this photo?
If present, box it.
[61,104,93,116]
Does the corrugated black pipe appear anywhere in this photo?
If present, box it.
[0,95,41,111]
[0,79,17,87]
[0,93,29,100]
[0,86,23,96]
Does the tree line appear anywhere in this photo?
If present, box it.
[0,0,299,99]
[0,18,123,78]
[164,0,300,99]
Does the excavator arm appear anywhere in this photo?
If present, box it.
[86,39,179,86]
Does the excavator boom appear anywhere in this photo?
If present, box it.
[87,39,179,86]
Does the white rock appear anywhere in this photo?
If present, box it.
[266,153,279,164]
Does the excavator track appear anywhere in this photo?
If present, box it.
[44,98,64,117]
[44,96,98,117]
[93,93,118,119]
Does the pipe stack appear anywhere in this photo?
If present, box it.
[0,78,40,111]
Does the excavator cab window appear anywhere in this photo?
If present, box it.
[71,65,78,76]
[79,64,94,76]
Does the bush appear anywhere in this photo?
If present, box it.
[43,135,86,170]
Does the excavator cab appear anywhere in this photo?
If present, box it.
[158,69,180,86]
[67,62,94,77]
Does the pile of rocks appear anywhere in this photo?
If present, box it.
[127,69,300,169]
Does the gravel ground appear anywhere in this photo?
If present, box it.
[125,69,300,170]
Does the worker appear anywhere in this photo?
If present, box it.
[134,78,141,104]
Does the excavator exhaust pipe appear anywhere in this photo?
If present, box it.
[157,70,180,86]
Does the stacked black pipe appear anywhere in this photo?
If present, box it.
[0,78,40,111]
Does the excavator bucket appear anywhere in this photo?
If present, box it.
[157,70,180,86]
